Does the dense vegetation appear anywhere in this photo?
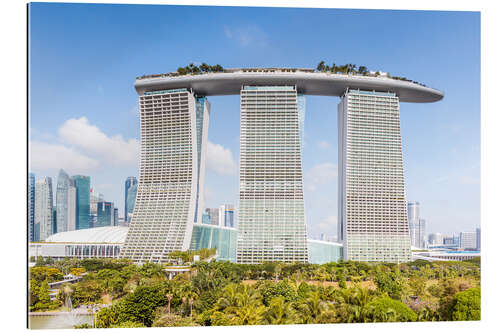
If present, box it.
[315,60,425,85]
[28,256,480,327]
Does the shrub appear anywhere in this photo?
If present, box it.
[365,296,417,322]
[450,287,480,321]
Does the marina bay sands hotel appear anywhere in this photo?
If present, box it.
[120,67,443,264]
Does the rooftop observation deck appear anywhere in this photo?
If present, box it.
[135,68,444,103]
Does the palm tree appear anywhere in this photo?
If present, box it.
[200,63,209,73]
[316,61,325,72]
[297,290,324,323]
[265,296,298,324]
[166,294,173,314]
[216,283,239,310]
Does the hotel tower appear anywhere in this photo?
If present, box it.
[120,88,210,263]
[237,86,309,263]
[338,89,411,262]
[123,67,442,264]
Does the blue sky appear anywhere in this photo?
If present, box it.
[28,3,480,238]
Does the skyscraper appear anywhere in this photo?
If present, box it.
[205,207,220,226]
[125,183,138,224]
[459,231,477,250]
[338,89,411,262]
[89,188,104,228]
[28,173,35,242]
[67,182,77,231]
[71,175,91,230]
[113,208,119,227]
[407,201,426,248]
[96,201,114,228]
[53,207,57,234]
[35,177,53,241]
[221,204,235,228]
[124,176,138,223]
[237,86,309,264]
[476,227,481,251]
[56,169,76,234]
[127,67,443,264]
[428,233,443,246]
[121,88,210,263]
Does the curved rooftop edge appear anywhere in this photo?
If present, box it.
[134,70,444,103]
[44,226,129,244]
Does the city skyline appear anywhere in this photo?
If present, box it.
[28,3,480,237]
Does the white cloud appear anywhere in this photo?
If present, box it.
[204,186,215,205]
[318,215,337,233]
[304,162,337,191]
[59,117,139,166]
[223,24,268,47]
[96,183,113,190]
[30,141,99,173]
[308,215,338,240]
[206,141,237,176]
[318,140,331,150]
[129,102,140,116]
[459,176,480,185]
[223,25,232,38]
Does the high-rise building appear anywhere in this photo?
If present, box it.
[113,208,119,227]
[97,201,114,228]
[459,231,477,250]
[221,204,235,228]
[35,177,53,241]
[428,233,443,246]
[125,183,138,223]
[53,207,57,234]
[443,236,457,246]
[408,201,419,247]
[407,202,426,248]
[237,86,308,264]
[28,173,35,242]
[56,169,76,234]
[338,89,411,262]
[121,88,210,263]
[476,228,481,251]
[126,68,443,264]
[205,208,220,226]
[124,176,138,223]
[71,175,91,230]
[67,182,77,231]
[201,212,211,225]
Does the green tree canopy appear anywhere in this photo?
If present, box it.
[450,287,480,321]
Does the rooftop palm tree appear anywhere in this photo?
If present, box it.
[316,61,326,72]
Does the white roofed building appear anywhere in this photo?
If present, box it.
[29,226,128,260]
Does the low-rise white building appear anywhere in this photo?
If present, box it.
[29,226,127,260]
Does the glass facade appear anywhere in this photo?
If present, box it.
[71,175,91,230]
[202,212,211,224]
[124,177,138,223]
[125,183,137,223]
[307,240,343,264]
[194,96,209,223]
[35,177,53,241]
[97,202,114,228]
[56,169,75,234]
[28,173,35,242]
[223,204,235,228]
[190,224,237,262]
